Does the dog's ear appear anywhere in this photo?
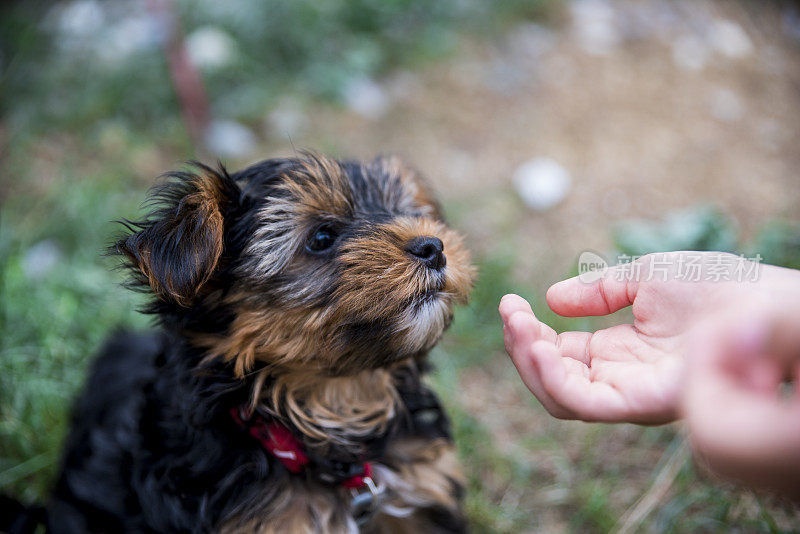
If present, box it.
[116,163,239,307]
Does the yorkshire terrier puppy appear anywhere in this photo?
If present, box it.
[46,154,474,533]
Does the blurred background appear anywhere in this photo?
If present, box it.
[2,0,800,531]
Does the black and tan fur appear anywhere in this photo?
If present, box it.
[37,153,474,533]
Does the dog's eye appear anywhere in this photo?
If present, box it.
[306,224,338,253]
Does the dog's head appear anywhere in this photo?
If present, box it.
[118,154,474,376]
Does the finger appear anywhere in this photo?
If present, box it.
[501,294,591,362]
[502,324,514,355]
[499,294,533,323]
[504,310,558,347]
[546,265,639,317]
[555,331,592,365]
[506,313,573,418]
[501,295,534,354]
[501,294,592,418]
[500,294,559,346]
[530,340,631,422]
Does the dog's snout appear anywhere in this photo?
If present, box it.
[406,236,446,270]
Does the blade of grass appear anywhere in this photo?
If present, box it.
[614,436,691,534]
[0,452,54,488]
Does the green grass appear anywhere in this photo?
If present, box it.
[0,155,152,502]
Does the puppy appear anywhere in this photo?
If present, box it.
[46,154,474,533]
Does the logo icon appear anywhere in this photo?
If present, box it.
[577,251,608,283]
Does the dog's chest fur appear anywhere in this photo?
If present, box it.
[222,358,466,533]
[49,332,465,533]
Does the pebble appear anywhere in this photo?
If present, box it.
[204,120,258,158]
[186,26,238,70]
[22,240,62,281]
[570,0,621,56]
[53,0,105,37]
[101,16,161,63]
[512,158,572,211]
[508,23,556,60]
[672,34,710,71]
[266,99,308,139]
[343,77,389,119]
[709,19,753,59]
[709,88,743,123]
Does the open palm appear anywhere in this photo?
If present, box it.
[500,252,754,424]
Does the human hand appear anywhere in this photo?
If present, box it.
[500,252,798,424]
[683,311,800,499]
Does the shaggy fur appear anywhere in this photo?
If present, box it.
[40,153,474,533]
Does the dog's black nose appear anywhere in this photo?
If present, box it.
[406,236,446,270]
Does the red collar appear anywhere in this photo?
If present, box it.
[230,406,372,490]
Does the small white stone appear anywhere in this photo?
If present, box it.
[570,0,620,56]
[54,0,105,37]
[709,88,743,122]
[343,77,389,119]
[266,99,308,139]
[672,35,709,71]
[186,26,237,70]
[204,120,258,158]
[100,16,161,63]
[512,158,572,211]
[508,23,556,60]
[709,19,753,59]
[22,240,62,281]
